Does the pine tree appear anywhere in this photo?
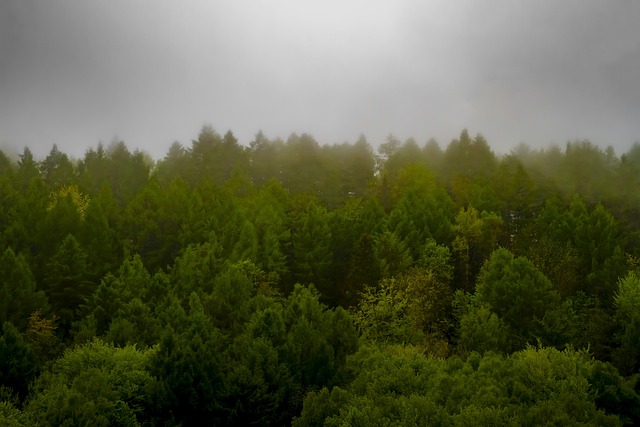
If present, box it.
[44,235,94,333]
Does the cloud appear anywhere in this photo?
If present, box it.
[0,0,638,159]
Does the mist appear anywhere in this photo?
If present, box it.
[1,0,638,159]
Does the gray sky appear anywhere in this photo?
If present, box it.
[1,0,639,159]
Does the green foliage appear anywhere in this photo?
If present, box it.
[443,130,497,189]
[452,206,503,291]
[344,232,381,306]
[44,235,94,332]
[0,322,38,398]
[289,201,333,299]
[282,285,359,389]
[245,186,290,287]
[202,261,261,333]
[0,248,47,330]
[354,268,452,352]
[0,401,26,427]
[296,344,624,426]
[353,284,419,345]
[537,297,582,349]
[25,340,155,426]
[222,334,293,425]
[171,239,224,303]
[418,239,455,283]
[612,272,640,374]
[78,182,122,278]
[105,298,160,349]
[385,163,456,244]
[522,234,582,298]
[475,248,558,340]
[374,231,413,279]
[455,298,514,354]
[150,307,226,425]
[3,131,640,425]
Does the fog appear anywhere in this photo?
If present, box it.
[1,0,639,158]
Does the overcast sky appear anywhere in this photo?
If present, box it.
[1,0,639,159]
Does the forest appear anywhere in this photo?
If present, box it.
[1,127,640,425]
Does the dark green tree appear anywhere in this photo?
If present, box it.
[612,271,640,375]
[475,248,559,341]
[43,235,94,333]
[0,248,47,330]
[39,144,75,189]
[15,147,40,191]
[150,299,226,425]
[25,340,155,426]
[78,182,122,279]
[0,322,38,399]
[289,201,333,300]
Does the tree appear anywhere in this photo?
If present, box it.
[373,231,413,279]
[0,248,47,330]
[78,182,122,279]
[377,134,401,163]
[0,322,38,399]
[354,267,452,353]
[281,285,358,390]
[105,298,161,349]
[493,155,540,239]
[15,147,40,191]
[0,400,25,427]
[190,126,248,185]
[328,197,384,307]
[202,262,262,334]
[77,143,110,195]
[453,291,514,354]
[150,301,226,425]
[104,141,151,205]
[383,137,423,177]
[154,141,191,185]
[278,133,326,195]
[122,179,165,272]
[452,206,503,291]
[417,239,454,284]
[37,186,86,268]
[289,201,333,301]
[221,333,294,425]
[423,137,443,173]
[442,130,496,186]
[248,131,283,187]
[345,233,380,302]
[43,235,94,333]
[342,135,375,197]
[353,283,419,345]
[574,203,626,301]
[475,248,559,341]
[39,144,75,189]
[245,186,290,288]
[296,344,624,426]
[561,140,617,202]
[0,149,14,177]
[3,175,48,267]
[25,340,155,426]
[612,271,640,375]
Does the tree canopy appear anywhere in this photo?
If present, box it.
[1,127,640,425]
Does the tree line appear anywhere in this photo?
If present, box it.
[1,127,640,425]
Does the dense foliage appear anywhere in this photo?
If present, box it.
[1,128,640,425]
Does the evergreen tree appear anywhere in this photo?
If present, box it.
[0,322,38,399]
[475,248,559,342]
[290,201,333,301]
[43,235,94,333]
[0,248,47,330]
[39,144,75,189]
